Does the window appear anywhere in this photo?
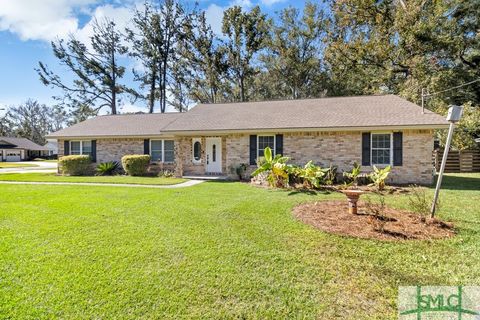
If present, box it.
[371,133,392,165]
[257,135,275,158]
[164,140,174,162]
[150,139,175,162]
[70,140,92,156]
[212,144,216,162]
[192,139,201,163]
[70,141,81,155]
[151,140,163,161]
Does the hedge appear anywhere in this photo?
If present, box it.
[121,155,151,176]
[59,155,92,176]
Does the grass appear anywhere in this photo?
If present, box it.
[0,173,479,319]
[0,172,186,185]
[0,163,38,168]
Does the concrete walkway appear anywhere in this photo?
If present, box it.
[0,161,58,174]
[0,179,205,189]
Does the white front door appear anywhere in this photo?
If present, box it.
[205,137,222,173]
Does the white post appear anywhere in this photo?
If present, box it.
[431,122,455,217]
[431,105,463,218]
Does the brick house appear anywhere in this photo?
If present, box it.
[48,95,448,184]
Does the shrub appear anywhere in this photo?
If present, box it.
[159,170,175,178]
[297,161,328,189]
[408,185,439,220]
[252,147,292,188]
[369,165,391,191]
[59,155,92,176]
[324,165,337,185]
[365,195,387,232]
[96,161,120,176]
[343,162,362,186]
[235,163,248,180]
[121,155,150,176]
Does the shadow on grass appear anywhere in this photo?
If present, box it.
[287,189,332,196]
[433,174,480,191]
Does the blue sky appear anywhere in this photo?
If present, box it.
[0,0,305,114]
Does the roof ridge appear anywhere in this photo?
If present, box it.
[97,111,183,118]
[195,94,395,107]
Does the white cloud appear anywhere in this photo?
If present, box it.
[205,4,224,36]
[0,0,136,43]
[117,103,146,114]
[260,0,285,5]
[75,4,134,48]
[0,0,95,41]
[205,0,256,37]
[230,0,253,8]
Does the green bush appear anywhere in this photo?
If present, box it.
[121,155,150,176]
[59,155,92,176]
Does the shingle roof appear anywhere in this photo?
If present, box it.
[47,112,182,138]
[0,137,47,151]
[48,95,448,138]
[164,95,448,132]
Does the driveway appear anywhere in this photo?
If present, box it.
[0,161,58,174]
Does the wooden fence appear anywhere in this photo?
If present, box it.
[433,149,480,173]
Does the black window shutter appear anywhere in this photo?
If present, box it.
[361,132,371,166]
[64,140,70,156]
[144,139,150,155]
[275,134,283,156]
[91,140,97,162]
[393,132,403,166]
[249,135,257,165]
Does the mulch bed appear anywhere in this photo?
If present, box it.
[293,200,455,241]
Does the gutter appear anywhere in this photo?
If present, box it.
[46,124,449,139]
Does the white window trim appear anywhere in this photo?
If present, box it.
[70,140,91,155]
[150,139,175,163]
[192,138,202,164]
[370,132,393,166]
[257,135,276,159]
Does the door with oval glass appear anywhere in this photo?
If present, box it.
[205,137,222,173]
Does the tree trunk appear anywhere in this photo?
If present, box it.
[148,66,156,113]
[240,76,246,102]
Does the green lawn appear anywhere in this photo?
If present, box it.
[0,163,38,168]
[0,173,479,319]
[0,172,186,185]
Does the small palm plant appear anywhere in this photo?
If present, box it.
[369,165,391,191]
[252,147,292,188]
[96,161,120,176]
[343,162,362,187]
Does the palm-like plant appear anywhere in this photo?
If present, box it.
[343,162,362,187]
[369,165,391,191]
[96,161,120,176]
[298,161,328,189]
[252,147,292,188]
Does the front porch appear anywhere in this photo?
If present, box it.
[174,136,228,177]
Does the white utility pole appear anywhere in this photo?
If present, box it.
[431,105,463,218]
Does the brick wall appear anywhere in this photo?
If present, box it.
[225,130,435,185]
[58,138,144,163]
[59,129,435,184]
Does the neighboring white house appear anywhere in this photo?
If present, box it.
[44,140,58,156]
[0,137,47,161]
